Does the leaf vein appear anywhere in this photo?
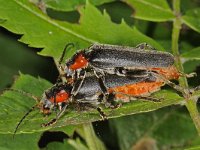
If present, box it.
[134,0,172,13]
[14,0,96,44]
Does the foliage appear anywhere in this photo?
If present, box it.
[0,0,200,149]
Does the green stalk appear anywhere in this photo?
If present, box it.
[83,123,106,150]
[172,0,200,135]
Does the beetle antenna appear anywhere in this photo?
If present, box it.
[58,43,75,66]
[1,88,41,138]
[13,104,38,138]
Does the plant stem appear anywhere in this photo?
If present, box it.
[83,123,106,150]
[172,0,200,135]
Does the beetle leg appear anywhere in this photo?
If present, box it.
[41,103,69,127]
[194,85,200,91]
[93,70,111,105]
[106,92,122,109]
[96,107,107,120]
[96,92,122,109]
[151,72,188,95]
[73,98,108,120]
[112,91,162,102]
[84,103,108,120]
[136,43,156,50]
[134,96,161,102]
[179,71,197,78]
[71,69,87,96]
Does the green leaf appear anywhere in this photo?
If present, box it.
[0,74,183,134]
[124,0,174,22]
[181,47,200,60]
[181,46,200,73]
[183,60,200,73]
[0,73,51,134]
[0,133,41,149]
[0,0,163,61]
[182,8,200,33]
[40,0,115,12]
[0,130,78,149]
[110,107,199,150]
[98,1,135,26]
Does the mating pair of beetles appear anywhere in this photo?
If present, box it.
[11,43,182,134]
